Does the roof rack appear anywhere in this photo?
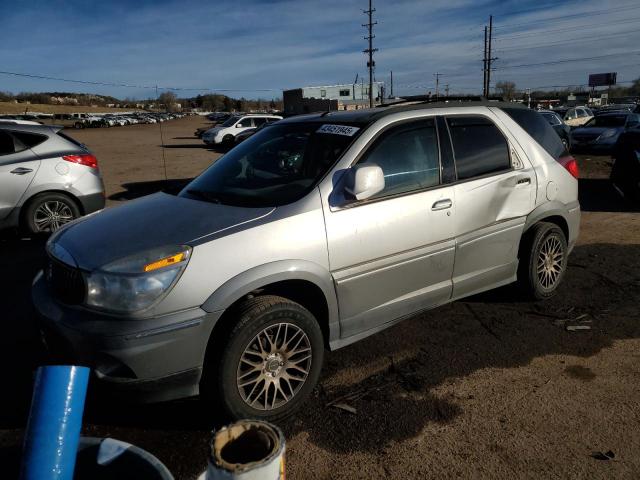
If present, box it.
[380,95,505,107]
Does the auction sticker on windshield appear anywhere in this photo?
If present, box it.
[317,124,360,136]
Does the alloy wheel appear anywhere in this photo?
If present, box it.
[236,322,312,411]
[537,235,564,289]
[33,201,74,232]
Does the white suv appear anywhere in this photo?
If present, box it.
[202,114,282,147]
[36,101,580,421]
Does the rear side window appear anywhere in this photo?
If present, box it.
[502,107,566,160]
[359,119,440,198]
[12,131,47,149]
[57,131,87,150]
[0,131,16,155]
[446,116,510,180]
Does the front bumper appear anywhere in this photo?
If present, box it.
[32,271,223,403]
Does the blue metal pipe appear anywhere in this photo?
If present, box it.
[20,365,90,480]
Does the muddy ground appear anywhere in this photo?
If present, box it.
[0,116,639,479]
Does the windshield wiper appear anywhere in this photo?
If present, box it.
[186,189,223,204]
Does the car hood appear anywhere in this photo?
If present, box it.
[205,126,223,135]
[53,192,275,270]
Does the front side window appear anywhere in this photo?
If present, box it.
[566,109,577,120]
[447,116,510,180]
[181,122,359,207]
[358,119,440,198]
[237,118,253,128]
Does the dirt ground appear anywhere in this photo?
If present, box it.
[0,116,639,479]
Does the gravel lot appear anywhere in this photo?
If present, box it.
[1,116,639,479]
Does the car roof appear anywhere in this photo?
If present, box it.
[0,123,63,134]
[279,100,528,126]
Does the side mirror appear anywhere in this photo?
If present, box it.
[344,163,385,201]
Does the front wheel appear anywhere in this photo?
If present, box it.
[518,222,568,300]
[202,295,324,422]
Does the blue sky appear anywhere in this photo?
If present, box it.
[1,0,639,99]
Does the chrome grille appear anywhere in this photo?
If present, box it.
[46,258,85,305]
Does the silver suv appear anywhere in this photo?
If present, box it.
[0,123,105,234]
[34,102,580,421]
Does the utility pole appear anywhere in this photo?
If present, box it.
[363,0,378,108]
[486,15,494,97]
[445,84,450,98]
[390,70,393,98]
[433,73,442,100]
[526,88,531,109]
[483,26,488,97]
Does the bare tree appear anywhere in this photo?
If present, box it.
[495,81,517,101]
[158,91,178,112]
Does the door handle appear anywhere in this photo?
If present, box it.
[516,177,531,185]
[10,167,33,175]
[432,199,453,211]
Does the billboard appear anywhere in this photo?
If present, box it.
[588,72,617,87]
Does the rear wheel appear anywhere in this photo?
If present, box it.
[518,222,568,300]
[202,295,324,422]
[23,192,80,235]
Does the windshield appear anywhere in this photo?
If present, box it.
[585,115,627,128]
[180,122,360,207]
[221,116,240,127]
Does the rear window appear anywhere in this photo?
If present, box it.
[502,107,565,160]
[447,116,511,180]
[12,131,47,149]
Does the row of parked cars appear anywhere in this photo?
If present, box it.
[71,112,191,129]
[540,103,640,154]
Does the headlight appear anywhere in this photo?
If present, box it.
[85,245,191,313]
[597,129,617,140]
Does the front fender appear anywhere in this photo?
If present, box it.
[201,260,340,344]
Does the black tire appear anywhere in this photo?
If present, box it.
[22,192,81,235]
[518,222,568,300]
[74,122,84,129]
[202,295,324,422]
[222,134,235,148]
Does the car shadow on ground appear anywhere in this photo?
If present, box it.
[578,178,640,213]
[108,179,194,201]
[160,144,211,149]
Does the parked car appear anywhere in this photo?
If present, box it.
[195,113,234,138]
[571,112,640,154]
[0,124,105,234]
[562,106,594,127]
[234,120,278,144]
[597,103,640,114]
[611,124,640,202]
[539,110,571,150]
[202,114,282,147]
[35,102,579,421]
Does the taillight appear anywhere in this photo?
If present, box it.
[557,155,579,179]
[62,153,98,169]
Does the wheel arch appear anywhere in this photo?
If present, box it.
[19,188,85,227]
[202,261,340,349]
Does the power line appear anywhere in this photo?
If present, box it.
[496,16,640,41]
[493,3,640,30]
[495,51,640,70]
[495,30,640,52]
[0,70,281,92]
